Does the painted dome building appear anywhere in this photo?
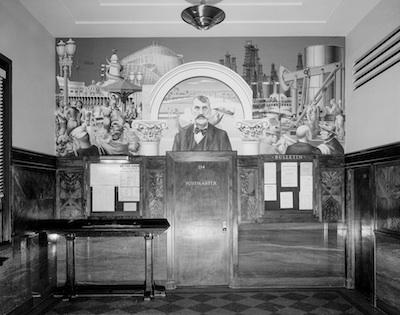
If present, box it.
[120,43,184,85]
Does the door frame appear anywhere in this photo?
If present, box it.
[165,151,238,289]
[346,166,376,304]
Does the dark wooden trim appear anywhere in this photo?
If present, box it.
[319,155,345,168]
[7,297,33,315]
[1,53,12,243]
[0,256,8,266]
[12,147,57,170]
[375,229,400,240]
[238,155,258,168]
[376,298,400,315]
[345,142,400,167]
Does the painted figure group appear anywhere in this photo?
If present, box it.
[258,98,344,155]
[171,95,343,155]
[55,95,141,157]
[56,93,344,157]
[304,98,345,141]
[259,123,343,155]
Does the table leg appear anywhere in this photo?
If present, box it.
[144,233,153,301]
[65,233,76,300]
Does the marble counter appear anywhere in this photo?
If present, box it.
[235,221,345,287]
[376,232,400,313]
[0,235,56,314]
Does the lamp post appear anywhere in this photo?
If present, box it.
[128,71,144,113]
[128,71,144,86]
[56,38,76,107]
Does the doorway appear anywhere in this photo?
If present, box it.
[353,166,375,301]
[166,152,236,286]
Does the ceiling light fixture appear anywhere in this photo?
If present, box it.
[181,0,225,31]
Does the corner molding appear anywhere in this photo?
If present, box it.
[345,142,400,167]
[11,147,57,170]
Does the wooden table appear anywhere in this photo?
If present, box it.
[27,218,170,301]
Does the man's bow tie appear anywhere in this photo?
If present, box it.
[194,127,207,136]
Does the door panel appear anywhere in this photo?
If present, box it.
[166,152,235,286]
[353,166,374,301]
[175,160,229,285]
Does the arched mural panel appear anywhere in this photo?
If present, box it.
[148,61,253,154]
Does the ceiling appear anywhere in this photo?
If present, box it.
[20,0,381,38]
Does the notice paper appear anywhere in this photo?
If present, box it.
[264,184,277,201]
[119,186,140,202]
[300,162,313,193]
[92,186,115,212]
[300,162,313,176]
[280,191,293,209]
[281,162,298,187]
[90,163,120,186]
[299,161,313,209]
[264,162,276,184]
[300,176,313,191]
[120,164,140,187]
[299,191,313,210]
[123,202,137,212]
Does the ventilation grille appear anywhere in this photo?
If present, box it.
[353,25,400,90]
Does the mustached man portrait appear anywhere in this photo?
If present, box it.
[172,95,232,151]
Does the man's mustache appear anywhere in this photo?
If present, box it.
[195,114,208,120]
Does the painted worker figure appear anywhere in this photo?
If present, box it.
[172,95,232,151]
[259,126,280,154]
[317,123,344,155]
[99,120,130,155]
[70,125,102,157]
[306,101,320,138]
[285,125,321,155]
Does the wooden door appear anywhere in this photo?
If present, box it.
[166,152,236,286]
[354,166,375,301]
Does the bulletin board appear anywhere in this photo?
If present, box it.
[262,156,315,211]
[87,159,142,216]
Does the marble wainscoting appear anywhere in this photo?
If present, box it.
[56,235,167,286]
[236,221,345,287]
[376,231,400,314]
[12,148,57,232]
[0,234,56,315]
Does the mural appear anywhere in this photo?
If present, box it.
[159,77,243,152]
[55,39,345,157]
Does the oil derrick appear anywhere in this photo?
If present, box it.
[242,41,264,98]
[270,63,278,81]
[265,63,279,97]
[296,52,304,70]
[242,41,257,84]
[219,52,237,73]
[231,57,237,72]
[295,52,304,114]
[225,52,231,69]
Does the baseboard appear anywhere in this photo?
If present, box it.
[7,298,33,315]
[376,298,400,315]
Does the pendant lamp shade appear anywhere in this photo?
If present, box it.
[181,3,225,30]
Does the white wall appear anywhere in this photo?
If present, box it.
[345,0,400,153]
[0,0,55,155]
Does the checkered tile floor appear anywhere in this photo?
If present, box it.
[43,289,385,315]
